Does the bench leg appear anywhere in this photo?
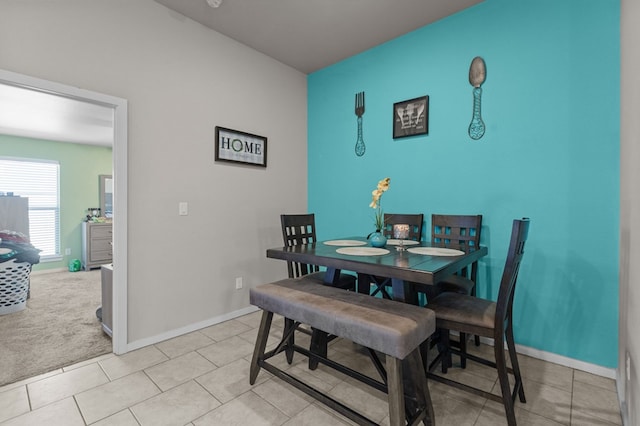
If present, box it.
[387,348,436,426]
[284,318,296,364]
[250,310,273,385]
[387,357,405,426]
[405,349,435,426]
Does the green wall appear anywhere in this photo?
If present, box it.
[0,134,112,271]
[308,0,620,367]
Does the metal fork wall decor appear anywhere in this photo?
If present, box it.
[354,91,366,156]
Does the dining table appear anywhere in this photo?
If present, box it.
[266,236,488,305]
[265,235,489,418]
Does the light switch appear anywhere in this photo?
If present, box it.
[179,202,188,216]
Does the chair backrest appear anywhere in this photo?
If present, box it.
[431,214,482,248]
[495,218,530,334]
[280,214,320,278]
[432,214,483,281]
[382,213,424,241]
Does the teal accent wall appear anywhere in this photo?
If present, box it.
[308,0,620,367]
[0,135,112,272]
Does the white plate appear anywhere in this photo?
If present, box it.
[336,247,390,256]
[385,239,420,246]
[407,247,465,256]
[323,240,367,246]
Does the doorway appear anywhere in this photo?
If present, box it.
[0,69,128,354]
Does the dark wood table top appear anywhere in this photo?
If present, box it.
[267,237,487,304]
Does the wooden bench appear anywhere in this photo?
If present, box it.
[249,277,436,426]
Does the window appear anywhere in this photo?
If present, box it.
[0,158,60,260]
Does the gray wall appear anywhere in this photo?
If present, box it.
[0,0,307,343]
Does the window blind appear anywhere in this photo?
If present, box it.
[0,158,60,258]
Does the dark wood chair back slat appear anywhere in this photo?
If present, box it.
[495,218,530,332]
[382,213,424,241]
[432,214,482,282]
[431,214,482,247]
[280,214,320,278]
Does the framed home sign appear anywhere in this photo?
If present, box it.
[215,126,267,167]
[392,96,429,139]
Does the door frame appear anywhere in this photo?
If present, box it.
[0,69,129,354]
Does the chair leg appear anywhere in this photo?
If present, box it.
[471,285,481,346]
[459,332,467,369]
[494,338,517,426]
[250,310,273,384]
[506,321,526,403]
[440,329,452,373]
[419,338,430,374]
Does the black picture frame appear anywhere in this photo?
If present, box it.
[392,96,429,139]
[215,126,267,167]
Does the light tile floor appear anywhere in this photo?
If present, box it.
[0,311,623,425]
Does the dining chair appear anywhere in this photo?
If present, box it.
[426,218,530,426]
[361,213,423,299]
[431,214,483,351]
[280,213,356,290]
[381,213,424,242]
[280,213,357,365]
[431,214,483,295]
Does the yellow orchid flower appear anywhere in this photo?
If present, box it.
[377,177,390,192]
[368,177,391,231]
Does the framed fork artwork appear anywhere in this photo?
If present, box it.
[392,95,429,139]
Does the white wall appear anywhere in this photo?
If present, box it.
[0,0,307,344]
[620,0,639,424]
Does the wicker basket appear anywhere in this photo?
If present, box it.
[0,259,31,315]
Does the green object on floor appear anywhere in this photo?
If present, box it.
[68,259,81,272]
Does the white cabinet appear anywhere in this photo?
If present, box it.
[0,196,29,236]
[82,222,112,270]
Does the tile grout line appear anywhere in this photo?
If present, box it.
[71,394,89,426]
[569,367,574,425]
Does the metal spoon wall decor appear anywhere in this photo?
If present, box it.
[354,91,366,156]
[468,56,486,140]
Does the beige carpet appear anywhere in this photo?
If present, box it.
[0,269,112,386]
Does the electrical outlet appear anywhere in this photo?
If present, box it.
[235,277,243,290]
[179,202,188,216]
[627,351,631,381]
[65,248,71,255]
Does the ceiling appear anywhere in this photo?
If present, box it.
[0,82,115,147]
[0,0,482,146]
[154,0,483,74]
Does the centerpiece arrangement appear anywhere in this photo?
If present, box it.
[368,177,390,247]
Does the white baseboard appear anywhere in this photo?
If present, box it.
[123,310,616,380]
[476,336,616,379]
[515,343,616,379]
[124,305,261,352]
